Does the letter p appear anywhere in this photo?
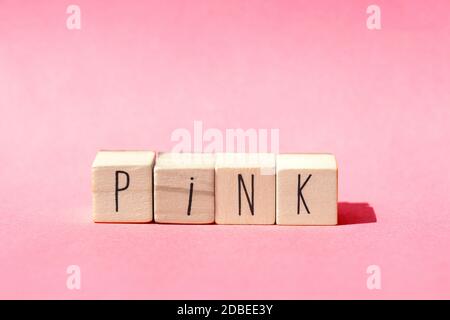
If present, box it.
[115,171,130,212]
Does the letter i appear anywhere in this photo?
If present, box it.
[187,177,194,216]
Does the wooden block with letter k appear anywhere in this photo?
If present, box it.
[276,154,338,225]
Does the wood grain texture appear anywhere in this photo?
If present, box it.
[154,153,215,224]
[92,151,155,223]
[215,153,276,225]
[276,154,338,225]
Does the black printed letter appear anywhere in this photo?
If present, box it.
[187,177,194,216]
[115,171,130,212]
[297,174,311,214]
[238,174,254,215]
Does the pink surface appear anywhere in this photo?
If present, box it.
[1,0,449,299]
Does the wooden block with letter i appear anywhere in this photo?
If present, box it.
[276,154,338,225]
[154,153,215,224]
[92,150,155,223]
[215,153,276,225]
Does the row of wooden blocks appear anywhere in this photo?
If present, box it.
[92,151,338,225]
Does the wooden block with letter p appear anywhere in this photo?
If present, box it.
[92,150,155,223]
[215,153,276,225]
[276,154,338,225]
[154,152,215,224]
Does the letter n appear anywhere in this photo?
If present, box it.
[238,174,254,215]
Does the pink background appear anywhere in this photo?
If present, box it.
[1,0,449,299]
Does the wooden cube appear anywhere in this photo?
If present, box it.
[154,153,215,224]
[276,154,338,225]
[92,151,155,223]
[215,153,276,225]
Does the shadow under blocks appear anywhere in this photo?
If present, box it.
[338,202,377,225]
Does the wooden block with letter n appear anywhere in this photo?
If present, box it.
[92,150,155,223]
[154,153,215,224]
[276,154,338,225]
[215,153,276,225]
